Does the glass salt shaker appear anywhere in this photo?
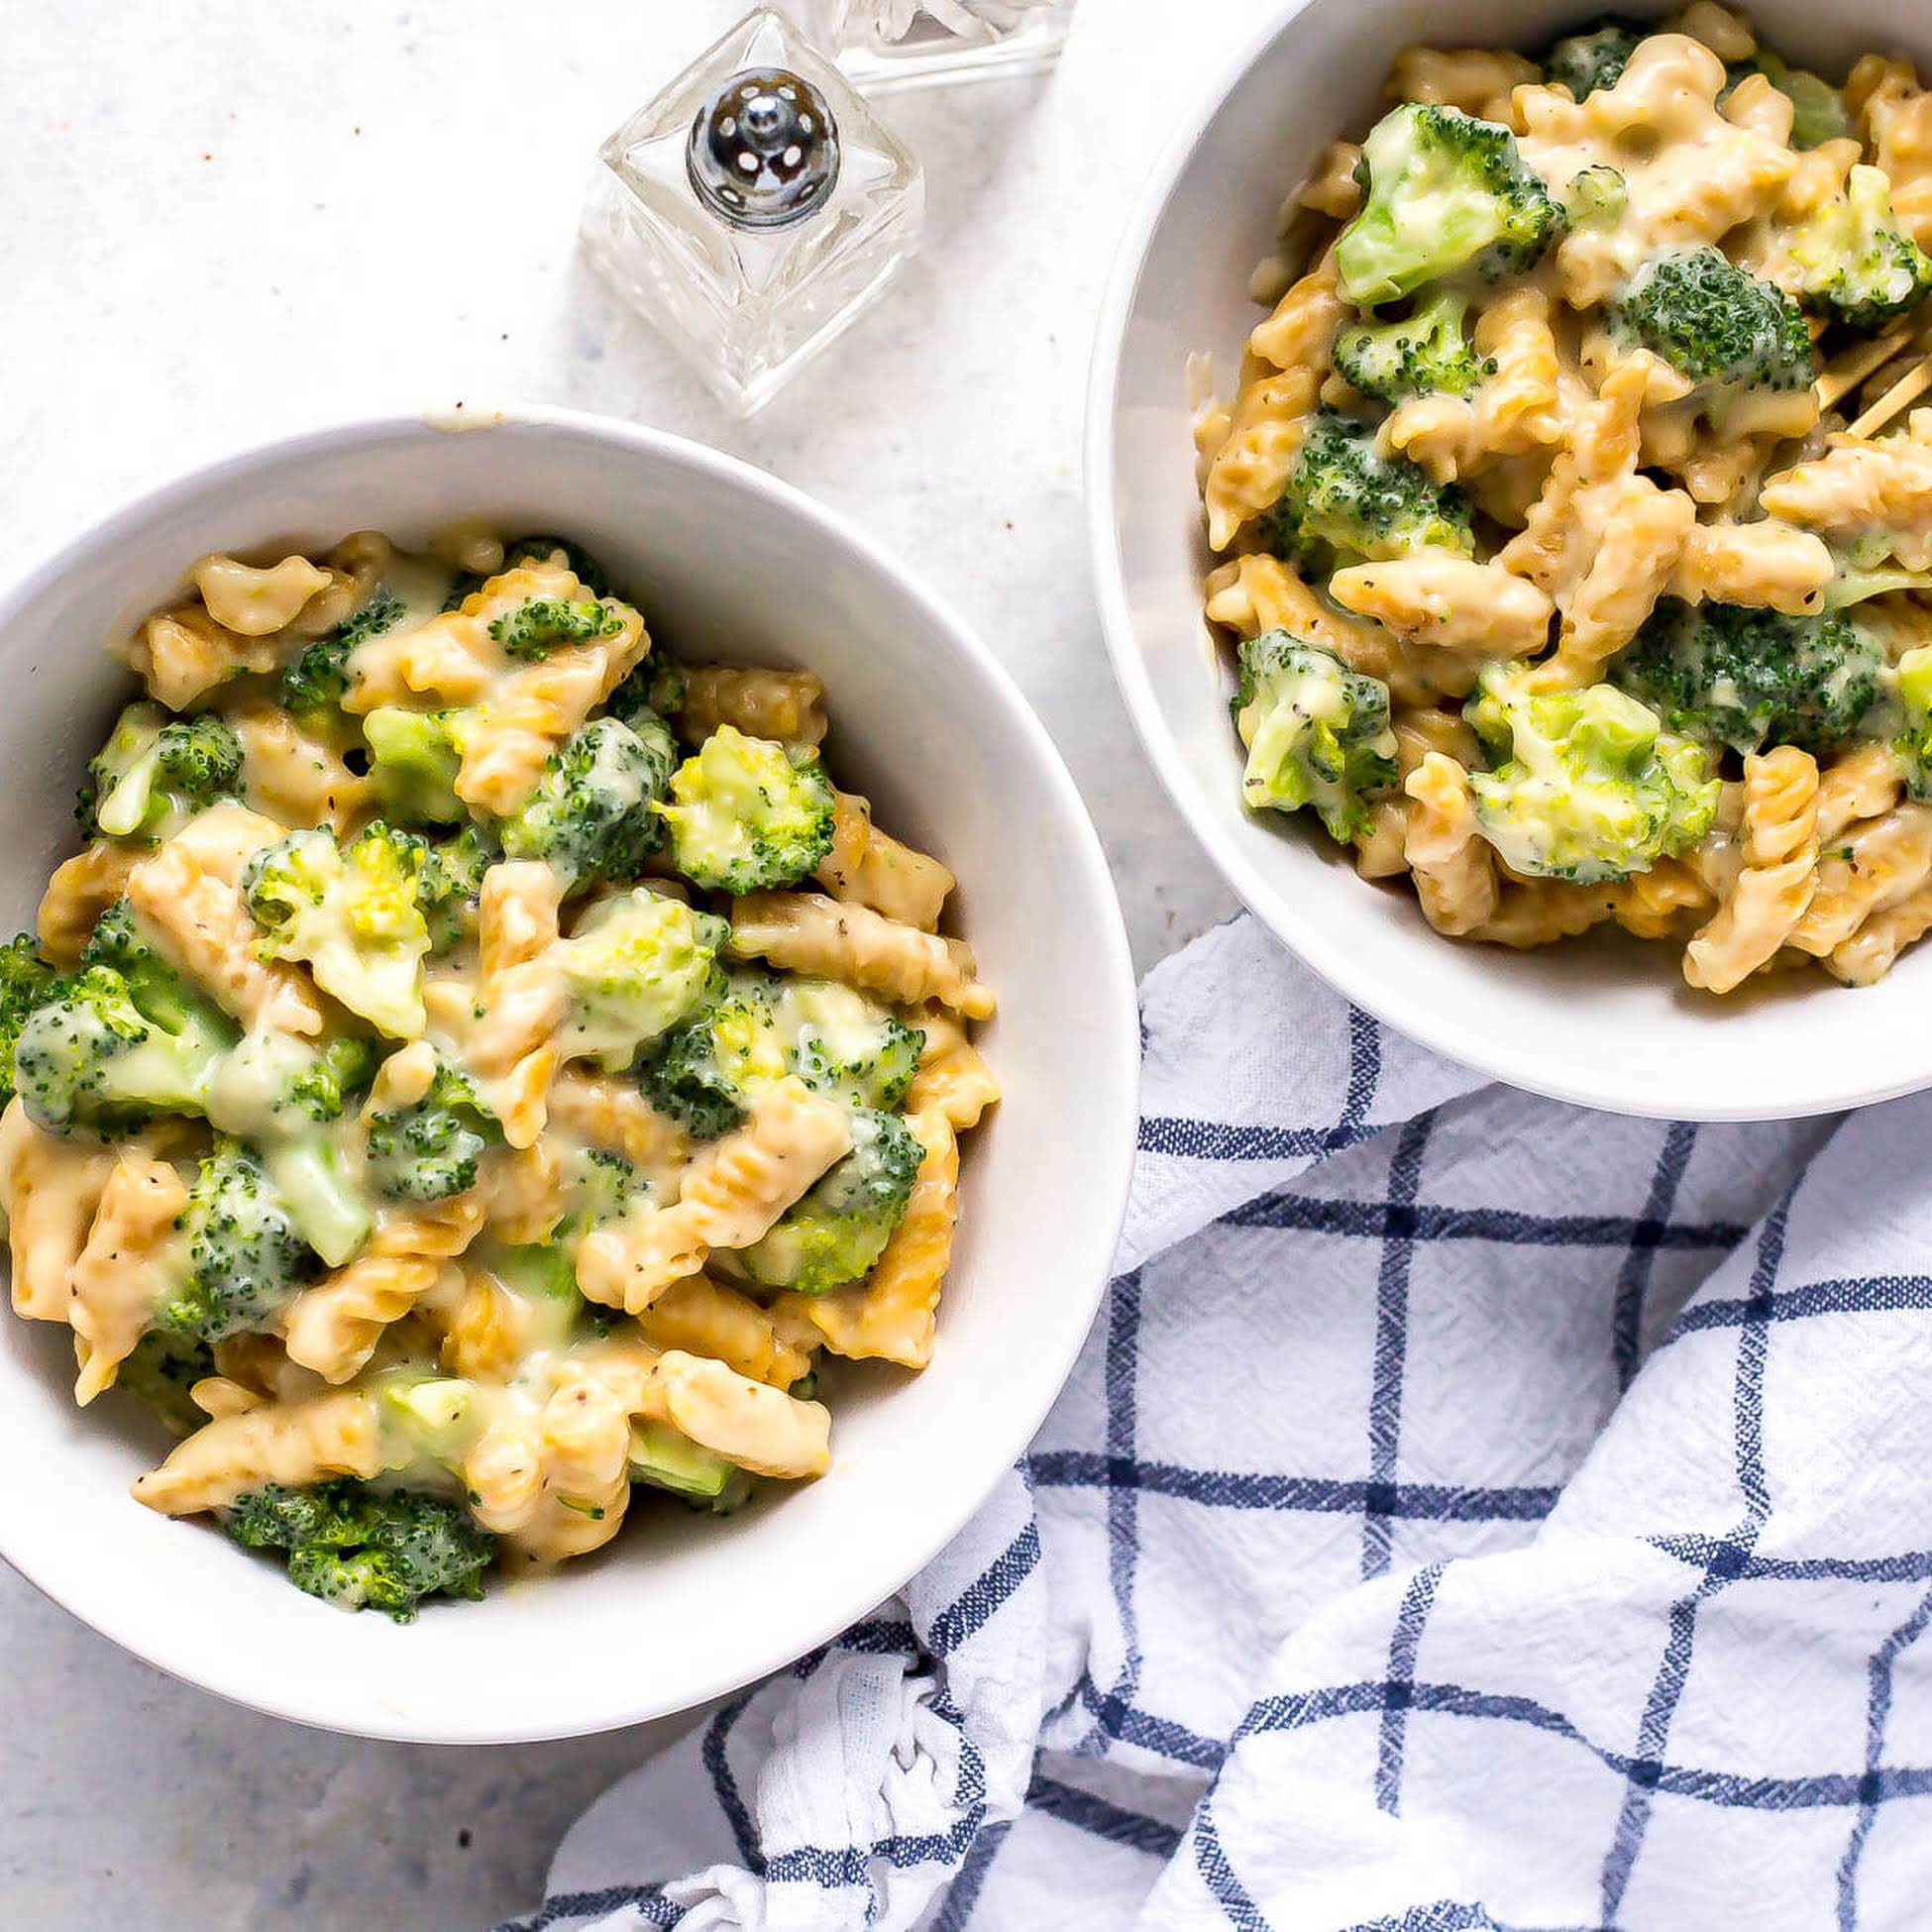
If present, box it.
[805,0,1076,90]
[580,8,923,415]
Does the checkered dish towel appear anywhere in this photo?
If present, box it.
[504,913,1932,1932]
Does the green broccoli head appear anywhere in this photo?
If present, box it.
[14,963,232,1139]
[78,702,244,842]
[1260,411,1473,565]
[1726,49,1853,150]
[362,706,465,826]
[1332,291,1491,402]
[157,1137,320,1341]
[1561,163,1628,230]
[1791,164,1932,332]
[1891,645,1932,799]
[488,596,622,663]
[499,535,612,597]
[80,897,230,1041]
[499,715,677,893]
[114,1329,216,1438]
[784,981,923,1113]
[205,1023,377,1134]
[1232,631,1398,841]
[242,821,434,1039]
[279,587,405,720]
[225,1478,494,1620]
[443,535,614,611]
[739,1108,921,1296]
[656,725,836,894]
[0,934,59,1109]
[603,659,688,734]
[201,1027,378,1266]
[1543,15,1645,98]
[552,889,729,1073]
[641,971,773,1137]
[1464,667,1720,885]
[1613,598,1887,756]
[364,1059,503,1203]
[629,1418,754,1511]
[1336,101,1563,307]
[1607,248,1814,395]
[416,821,499,951]
[641,971,919,1137]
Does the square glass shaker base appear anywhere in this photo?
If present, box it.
[580,8,924,415]
[811,0,1074,91]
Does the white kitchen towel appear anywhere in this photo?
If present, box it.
[497,912,1932,1932]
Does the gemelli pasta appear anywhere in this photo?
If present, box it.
[0,527,996,1618]
[1200,5,1932,993]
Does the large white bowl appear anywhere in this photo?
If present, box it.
[1089,0,1925,1121]
[0,410,1136,1742]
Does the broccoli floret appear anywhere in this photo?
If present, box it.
[363,706,465,825]
[641,972,918,1136]
[1726,49,1853,151]
[1336,101,1562,307]
[1231,631,1398,841]
[1561,163,1627,230]
[656,725,836,894]
[417,822,499,951]
[1895,646,1932,799]
[80,897,230,1041]
[740,1108,921,1295]
[0,934,59,1108]
[78,702,244,842]
[157,1138,319,1341]
[1332,291,1490,401]
[488,596,622,663]
[499,715,677,893]
[552,890,729,1073]
[204,1027,376,1265]
[501,535,612,597]
[784,982,923,1112]
[1614,598,1886,755]
[364,1059,503,1203]
[1607,248,1814,396]
[442,536,614,612]
[114,1329,216,1438]
[1791,164,1932,332]
[1463,667,1719,885]
[1260,411,1473,564]
[604,658,688,733]
[205,1025,376,1133]
[225,1478,494,1621]
[279,588,405,720]
[641,971,771,1137]
[628,1418,753,1512]
[14,963,232,1138]
[242,822,433,1038]
[1543,15,1645,98]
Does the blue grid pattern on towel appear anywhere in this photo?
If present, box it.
[496,915,1932,1932]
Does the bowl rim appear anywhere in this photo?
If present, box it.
[1081,0,1926,1125]
[0,403,1140,1742]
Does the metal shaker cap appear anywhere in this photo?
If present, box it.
[687,65,840,230]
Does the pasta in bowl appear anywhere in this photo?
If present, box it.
[1201,6,1932,994]
[0,414,1133,1738]
[3,525,996,1615]
[1092,0,1932,1116]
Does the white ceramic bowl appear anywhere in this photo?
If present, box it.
[1089,0,1923,1122]
[0,410,1136,1742]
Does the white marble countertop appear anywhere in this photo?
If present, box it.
[0,2,1252,1923]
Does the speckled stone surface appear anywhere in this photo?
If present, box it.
[0,2,1253,1924]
